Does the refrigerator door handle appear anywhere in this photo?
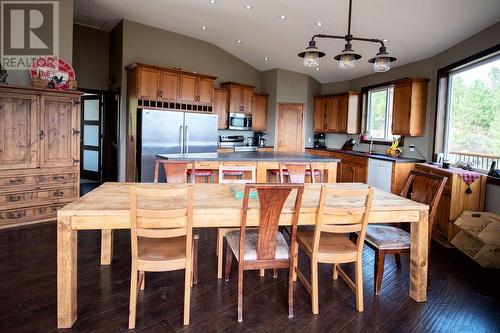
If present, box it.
[179,125,184,153]
[185,125,189,154]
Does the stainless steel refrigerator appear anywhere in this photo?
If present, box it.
[138,109,218,182]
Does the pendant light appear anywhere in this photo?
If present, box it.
[368,46,397,72]
[298,40,325,67]
[297,0,397,72]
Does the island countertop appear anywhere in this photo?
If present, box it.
[157,151,340,162]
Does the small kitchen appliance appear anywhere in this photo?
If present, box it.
[228,112,252,130]
[253,132,266,147]
[314,133,326,149]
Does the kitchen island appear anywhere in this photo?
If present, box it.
[156,151,340,183]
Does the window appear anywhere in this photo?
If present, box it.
[365,86,396,141]
[443,55,500,171]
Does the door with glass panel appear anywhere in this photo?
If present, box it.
[80,95,102,181]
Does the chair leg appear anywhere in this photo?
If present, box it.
[193,234,199,285]
[260,269,265,277]
[273,268,278,279]
[139,271,145,290]
[374,250,386,295]
[128,267,138,329]
[394,253,402,268]
[237,263,244,322]
[292,243,298,281]
[288,262,294,318]
[311,260,319,315]
[224,240,233,281]
[332,264,338,280]
[183,262,192,325]
[217,229,224,279]
[355,260,364,312]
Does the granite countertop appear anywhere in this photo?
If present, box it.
[157,151,340,162]
[307,148,426,163]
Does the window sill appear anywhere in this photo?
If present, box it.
[360,137,405,146]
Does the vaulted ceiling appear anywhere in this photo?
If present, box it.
[74,0,500,83]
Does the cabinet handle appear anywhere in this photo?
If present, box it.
[9,178,24,184]
[159,91,163,98]
[7,194,22,202]
[7,211,25,219]
[53,190,64,197]
[53,175,65,181]
[39,130,45,139]
[72,158,80,165]
[73,99,81,106]
[72,128,80,135]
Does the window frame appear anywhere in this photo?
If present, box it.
[434,44,500,172]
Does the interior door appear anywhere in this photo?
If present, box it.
[276,103,304,153]
[102,89,119,182]
[0,93,39,170]
[80,95,102,181]
[40,96,78,168]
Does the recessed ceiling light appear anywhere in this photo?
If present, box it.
[245,5,253,9]
[201,26,207,30]
[316,22,322,27]
[264,57,269,61]
[279,15,286,20]
[315,68,320,71]
[237,40,242,44]
[209,0,216,3]
[383,39,388,42]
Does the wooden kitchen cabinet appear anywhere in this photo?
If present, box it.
[221,82,255,114]
[137,66,159,100]
[251,93,268,131]
[214,88,229,129]
[313,91,361,134]
[159,70,179,102]
[180,75,214,105]
[392,78,429,136]
[338,154,368,183]
[0,85,81,229]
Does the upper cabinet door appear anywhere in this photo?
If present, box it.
[198,78,214,105]
[138,67,159,100]
[159,71,179,102]
[214,88,229,129]
[337,95,349,133]
[180,74,198,103]
[313,97,326,132]
[251,94,268,131]
[0,93,39,170]
[325,96,340,132]
[392,81,412,135]
[228,85,242,113]
[241,87,253,114]
[40,96,79,168]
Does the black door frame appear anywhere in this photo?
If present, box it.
[80,90,105,181]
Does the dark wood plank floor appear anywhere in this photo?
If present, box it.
[1,185,499,332]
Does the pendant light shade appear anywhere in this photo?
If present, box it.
[368,46,397,72]
[333,43,362,69]
[298,40,325,67]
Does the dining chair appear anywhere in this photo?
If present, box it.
[295,185,374,314]
[216,164,258,279]
[224,183,305,322]
[270,162,322,183]
[152,160,199,284]
[128,185,194,328]
[364,170,447,295]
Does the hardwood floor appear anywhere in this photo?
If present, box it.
[1,190,499,332]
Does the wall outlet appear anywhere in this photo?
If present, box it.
[409,144,416,152]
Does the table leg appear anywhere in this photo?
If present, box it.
[326,163,337,183]
[100,229,114,265]
[256,163,267,183]
[57,216,77,328]
[409,209,428,302]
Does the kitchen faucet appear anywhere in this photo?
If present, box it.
[369,136,374,154]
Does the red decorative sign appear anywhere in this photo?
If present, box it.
[30,56,76,90]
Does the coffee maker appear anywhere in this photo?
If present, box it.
[253,132,266,147]
[314,133,326,149]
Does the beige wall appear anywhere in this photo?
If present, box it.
[5,0,74,86]
[72,24,109,90]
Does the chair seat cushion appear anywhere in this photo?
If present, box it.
[187,169,213,176]
[138,236,186,261]
[269,169,289,175]
[222,170,245,176]
[225,229,289,261]
[297,231,356,256]
[365,225,411,249]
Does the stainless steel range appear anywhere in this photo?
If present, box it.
[219,135,258,152]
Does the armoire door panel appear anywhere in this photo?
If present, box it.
[0,93,39,170]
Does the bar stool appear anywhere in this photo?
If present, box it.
[187,169,215,183]
[269,164,322,183]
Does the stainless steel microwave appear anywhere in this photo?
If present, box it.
[228,112,252,130]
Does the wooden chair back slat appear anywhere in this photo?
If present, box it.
[314,185,374,255]
[154,160,194,184]
[239,183,304,261]
[137,228,187,238]
[400,170,447,241]
[278,163,315,183]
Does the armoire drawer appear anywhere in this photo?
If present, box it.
[0,186,78,207]
[0,170,77,189]
[0,203,68,228]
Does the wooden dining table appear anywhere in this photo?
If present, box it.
[57,182,429,328]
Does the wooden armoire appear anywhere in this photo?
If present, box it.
[0,85,82,228]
